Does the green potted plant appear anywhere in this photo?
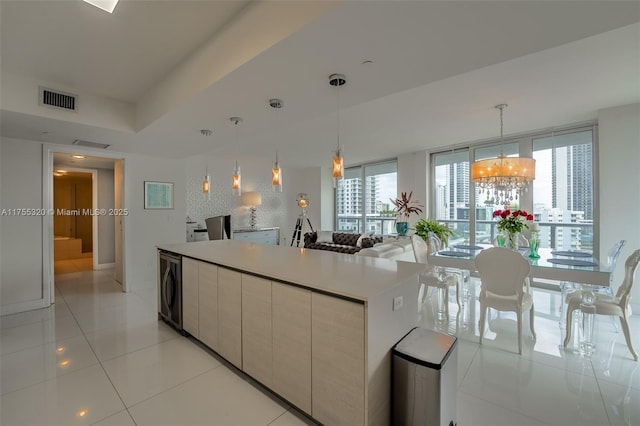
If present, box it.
[414,218,454,247]
[390,191,423,236]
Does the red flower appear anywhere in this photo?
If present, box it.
[527,214,534,220]
[501,211,509,219]
[492,210,501,218]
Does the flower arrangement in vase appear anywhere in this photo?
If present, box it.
[390,191,423,236]
[492,209,534,250]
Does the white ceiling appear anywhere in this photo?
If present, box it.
[1,1,639,169]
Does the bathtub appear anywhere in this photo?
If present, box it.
[54,236,83,260]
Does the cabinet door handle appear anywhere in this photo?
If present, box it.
[162,265,171,309]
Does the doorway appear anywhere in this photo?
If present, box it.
[53,169,95,274]
[44,147,127,302]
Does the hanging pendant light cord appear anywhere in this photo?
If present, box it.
[336,81,340,153]
[498,104,505,157]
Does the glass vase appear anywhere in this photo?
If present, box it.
[396,222,409,236]
[506,232,519,250]
[529,230,540,258]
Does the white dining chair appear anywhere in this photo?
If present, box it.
[476,247,536,354]
[563,249,640,361]
[411,234,459,314]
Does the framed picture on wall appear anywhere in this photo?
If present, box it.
[144,181,174,209]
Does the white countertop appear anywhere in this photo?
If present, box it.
[158,240,425,302]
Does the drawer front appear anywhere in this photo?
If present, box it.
[233,229,278,245]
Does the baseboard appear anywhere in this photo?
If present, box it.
[94,262,115,270]
[1,298,49,316]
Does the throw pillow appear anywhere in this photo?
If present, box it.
[316,230,334,243]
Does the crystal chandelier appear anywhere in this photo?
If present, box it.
[471,104,535,206]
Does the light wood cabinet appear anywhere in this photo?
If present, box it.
[241,275,272,387]
[198,262,218,350]
[217,267,243,368]
[312,293,365,425]
[272,283,312,414]
[181,257,199,338]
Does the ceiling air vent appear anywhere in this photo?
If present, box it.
[39,87,77,112]
[73,139,110,150]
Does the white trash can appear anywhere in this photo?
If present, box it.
[393,327,458,426]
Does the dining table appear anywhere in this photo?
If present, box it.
[428,245,611,286]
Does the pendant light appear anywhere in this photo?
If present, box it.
[329,73,346,187]
[470,104,536,206]
[230,117,242,196]
[269,98,283,192]
[200,129,212,196]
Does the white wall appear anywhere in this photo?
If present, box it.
[97,168,115,264]
[1,72,134,132]
[598,103,640,307]
[185,155,297,245]
[124,153,186,290]
[1,138,44,308]
[0,137,187,314]
[397,152,428,222]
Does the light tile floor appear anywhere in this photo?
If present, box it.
[1,270,638,425]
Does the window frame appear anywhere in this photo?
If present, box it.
[429,123,599,256]
[334,158,398,235]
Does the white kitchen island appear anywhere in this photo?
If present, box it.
[157,240,425,426]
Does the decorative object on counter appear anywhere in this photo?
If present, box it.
[291,193,314,247]
[144,181,174,209]
[269,99,283,192]
[414,218,454,247]
[528,222,540,258]
[242,191,262,229]
[200,130,212,197]
[493,209,533,250]
[471,104,536,205]
[230,117,243,196]
[391,191,423,236]
[329,73,346,187]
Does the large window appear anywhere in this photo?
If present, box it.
[433,149,471,245]
[431,126,595,252]
[336,160,397,235]
[532,130,594,251]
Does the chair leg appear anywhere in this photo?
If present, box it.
[563,305,577,348]
[417,283,425,309]
[529,304,536,340]
[619,314,639,361]
[444,285,449,318]
[479,305,486,345]
[517,310,523,355]
[454,278,461,308]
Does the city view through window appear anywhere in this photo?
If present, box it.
[433,128,594,251]
[336,161,398,235]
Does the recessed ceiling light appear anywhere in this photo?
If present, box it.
[200,129,213,136]
[72,155,86,159]
[82,0,119,13]
[361,60,373,65]
[76,409,88,418]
